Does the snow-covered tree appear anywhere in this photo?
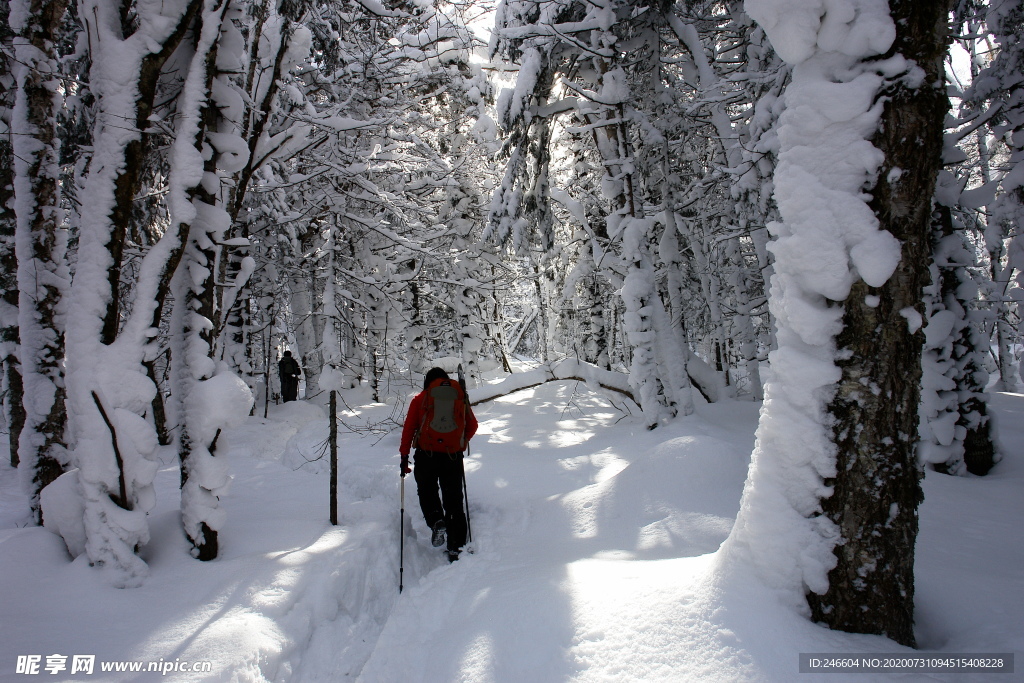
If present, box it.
[0,6,25,469]
[487,0,789,416]
[489,0,697,426]
[919,199,996,476]
[167,0,257,561]
[9,0,1017,598]
[11,0,71,522]
[727,0,951,647]
[225,0,491,398]
[63,0,206,586]
[962,0,1023,390]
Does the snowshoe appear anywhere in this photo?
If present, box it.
[431,521,446,548]
[447,550,460,563]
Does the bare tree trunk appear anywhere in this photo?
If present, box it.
[533,263,551,362]
[145,356,172,446]
[489,272,514,373]
[808,0,952,648]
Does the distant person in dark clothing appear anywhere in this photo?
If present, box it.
[279,350,301,402]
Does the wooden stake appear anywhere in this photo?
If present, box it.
[330,389,338,525]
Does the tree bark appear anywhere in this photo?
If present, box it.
[0,20,24,467]
[173,0,235,562]
[808,0,952,648]
[12,0,70,522]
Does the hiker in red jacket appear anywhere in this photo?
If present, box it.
[400,367,478,562]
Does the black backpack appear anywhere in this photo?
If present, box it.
[280,356,300,376]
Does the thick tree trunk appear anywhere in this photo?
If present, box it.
[0,47,24,467]
[12,0,70,522]
[178,234,221,561]
[808,0,952,648]
[173,0,238,562]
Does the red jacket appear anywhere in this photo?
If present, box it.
[400,389,478,456]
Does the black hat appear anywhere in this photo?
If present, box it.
[423,367,449,390]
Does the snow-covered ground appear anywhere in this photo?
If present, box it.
[1,368,1021,682]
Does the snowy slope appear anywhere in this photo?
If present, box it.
[0,376,1021,682]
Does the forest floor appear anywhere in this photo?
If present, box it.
[1,364,1022,681]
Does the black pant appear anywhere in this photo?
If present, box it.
[413,449,466,553]
[281,377,298,402]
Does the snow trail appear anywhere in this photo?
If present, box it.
[322,381,756,681]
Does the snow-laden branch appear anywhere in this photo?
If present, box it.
[469,359,637,408]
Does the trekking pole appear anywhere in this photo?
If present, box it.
[456,364,473,548]
[462,446,473,547]
[399,473,406,593]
